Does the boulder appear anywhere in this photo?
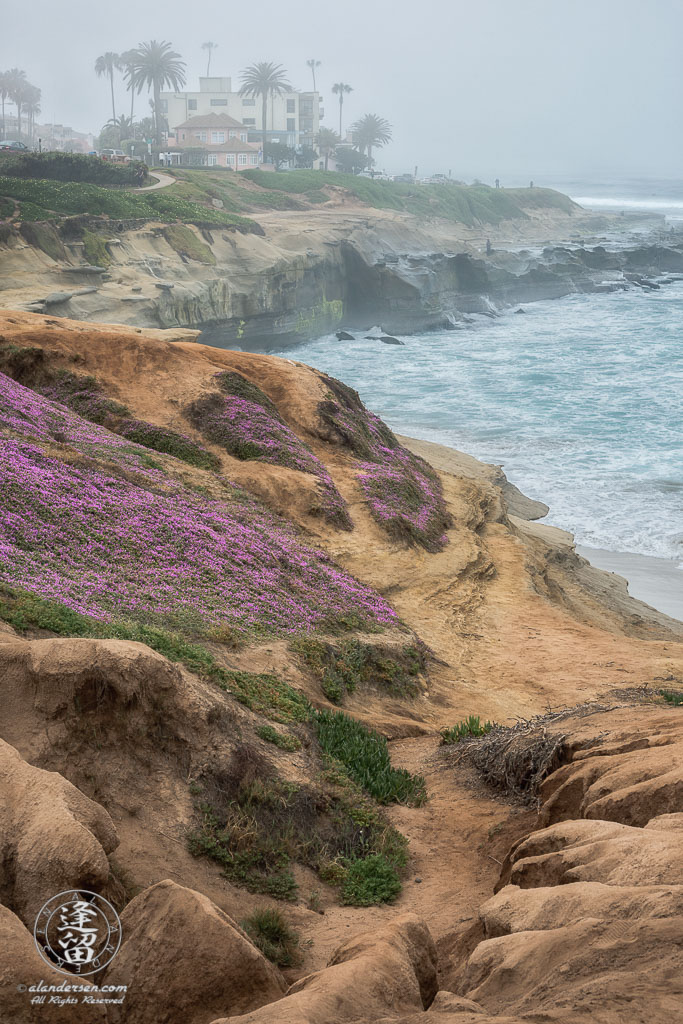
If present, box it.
[460,915,683,1021]
[0,904,107,1023]
[104,880,286,1024]
[499,816,683,890]
[0,739,118,925]
[211,913,437,1024]
[379,336,405,345]
[335,331,355,341]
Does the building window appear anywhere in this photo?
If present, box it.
[250,154,258,165]
[211,131,225,143]
[242,98,256,106]
[286,118,296,132]
[226,153,235,165]
[208,154,218,166]
[238,153,247,166]
[159,100,168,112]
[300,117,313,132]
[240,132,247,142]
[188,99,197,110]
[194,131,207,142]
[243,118,256,125]
[300,100,313,116]
[210,99,227,106]
[286,99,296,113]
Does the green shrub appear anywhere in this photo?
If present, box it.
[314,709,426,805]
[440,716,495,745]
[660,689,683,707]
[0,151,147,186]
[256,724,302,751]
[241,907,300,966]
[340,854,401,906]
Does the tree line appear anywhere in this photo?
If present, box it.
[95,42,392,172]
[0,69,41,143]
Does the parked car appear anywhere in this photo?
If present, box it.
[100,148,129,163]
[393,173,415,183]
[0,140,28,152]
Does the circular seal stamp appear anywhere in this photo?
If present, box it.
[33,890,122,975]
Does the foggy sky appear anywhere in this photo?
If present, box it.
[4,0,683,180]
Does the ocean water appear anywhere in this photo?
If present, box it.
[273,285,683,570]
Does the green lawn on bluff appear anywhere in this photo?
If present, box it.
[0,158,577,231]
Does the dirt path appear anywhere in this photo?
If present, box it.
[295,734,535,975]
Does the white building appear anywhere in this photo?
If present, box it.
[159,76,322,153]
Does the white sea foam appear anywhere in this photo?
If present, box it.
[274,285,683,571]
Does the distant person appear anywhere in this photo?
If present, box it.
[486,238,492,256]
[529,180,534,188]
[495,178,500,189]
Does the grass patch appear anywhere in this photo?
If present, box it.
[241,170,577,224]
[241,907,301,967]
[290,636,425,703]
[162,223,216,264]
[440,715,495,745]
[340,854,401,906]
[256,724,302,751]
[314,708,426,805]
[188,744,410,905]
[660,689,683,706]
[0,175,260,230]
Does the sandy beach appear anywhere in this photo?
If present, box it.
[577,545,683,623]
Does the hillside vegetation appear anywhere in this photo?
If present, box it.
[0,154,577,231]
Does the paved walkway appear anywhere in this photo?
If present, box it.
[130,171,176,192]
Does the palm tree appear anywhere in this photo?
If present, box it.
[315,127,340,171]
[350,113,393,166]
[6,69,27,138]
[239,62,290,162]
[120,49,138,123]
[95,52,122,122]
[202,41,218,77]
[127,40,186,146]
[23,83,41,144]
[306,59,321,91]
[105,114,135,145]
[0,72,10,140]
[331,82,352,137]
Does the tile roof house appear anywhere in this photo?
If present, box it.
[167,114,262,168]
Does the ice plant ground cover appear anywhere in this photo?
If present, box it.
[185,371,352,530]
[317,374,453,552]
[0,346,219,471]
[0,371,397,640]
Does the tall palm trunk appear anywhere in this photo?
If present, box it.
[1,97,5,140]
[16,99,21,138]
[261,91,268,161]
[338,97,343,137]
[154,79,161,146]
[130,84,135,124]
[109,70,116,122]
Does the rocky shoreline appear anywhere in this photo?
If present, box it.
[2,193,674,348]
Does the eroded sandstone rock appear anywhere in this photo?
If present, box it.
[104,879,287,1024]
[0,739,118,925]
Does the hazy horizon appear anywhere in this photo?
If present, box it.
[4,0,683,180]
